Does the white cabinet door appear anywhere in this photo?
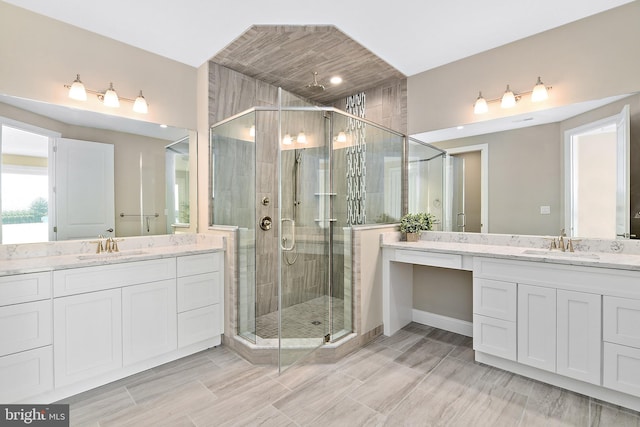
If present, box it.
[53,289,122,387]
[0,300,52,356]
[603,296,640,348]
[518,284,557,372]
[178,304,221,348]
[472,314,516,361]
[603,342,640,396]
[122,280,177,366]
[473,278,516,321]
[0,347,53,403]
[556,289,602,385]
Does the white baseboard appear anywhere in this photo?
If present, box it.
[412,309,473,337]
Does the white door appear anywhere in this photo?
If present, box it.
[53,289,122,387]
[122,280,177,366]
[518,284,557,372]
[616,105,631,239]
[556,289,601,385]
[55,138,115,240]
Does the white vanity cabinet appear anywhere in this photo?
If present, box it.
[603,296,640,395]
[472,278,517,360]
[122,279,177,366]
[176,252,223,348]
[53,258,176,387]
[0,272,53,402]
[53,288,122,387]
[474,258,603,386]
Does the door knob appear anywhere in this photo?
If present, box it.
[259,216,272,231]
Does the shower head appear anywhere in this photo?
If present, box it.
[305,72,325,92]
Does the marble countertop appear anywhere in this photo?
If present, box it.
[0,234,225,276]
[382,234,640,272]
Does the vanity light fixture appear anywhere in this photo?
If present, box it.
[65,74,149,114]
[336,131,347,143]
[297,131,307,144]
[282,133,293,145]
[249,125,256,137]
[473,76,552,114]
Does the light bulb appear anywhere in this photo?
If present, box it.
[473,92,488,114]
[297,131,307,144]
[68,74,87,101]
[337,131,347,143]
[103,83,120,108]
[133,90,148,113]
[249,125,256,137]
[501,85,516,109]
[531,77,548,102]
[283,134,293,145]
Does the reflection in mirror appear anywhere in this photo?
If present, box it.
[165,137,190,232]
[412,93,640,239]
[0,94,192,244]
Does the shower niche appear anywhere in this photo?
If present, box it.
[210,89,444,371]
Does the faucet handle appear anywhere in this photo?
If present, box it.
[543,237,557,250]
[567,238,581,253]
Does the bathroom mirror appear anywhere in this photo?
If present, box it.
[0,93,195,244]
[412,92,640,239]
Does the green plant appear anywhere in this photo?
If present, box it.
[399,212,435,234]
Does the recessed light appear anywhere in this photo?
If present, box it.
[456,126,464,130]
[160,124,168,128]
[330,76,343,85]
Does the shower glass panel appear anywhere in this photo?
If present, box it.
[279,109,330,370]
[210,111,257,343]
[407,138,446,229]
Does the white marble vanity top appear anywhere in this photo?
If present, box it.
[0,233,225,276]
[381,231,640,272]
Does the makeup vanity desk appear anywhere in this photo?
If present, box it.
[381,231,640,412]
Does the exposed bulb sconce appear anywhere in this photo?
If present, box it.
[65,74,149,114]
[282,133,293,145]
[336,131,347,143]
[473,76,552,114]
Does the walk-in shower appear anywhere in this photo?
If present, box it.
[210,89,445,371]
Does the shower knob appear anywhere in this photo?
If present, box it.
[259,216,272,231]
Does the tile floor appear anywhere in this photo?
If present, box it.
[61,323,640,426]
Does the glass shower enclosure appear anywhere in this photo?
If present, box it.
[210,89,444,371]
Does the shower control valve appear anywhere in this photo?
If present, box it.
[259,216,272,231]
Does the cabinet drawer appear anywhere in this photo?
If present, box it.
[53,258,176,297]
[0,346,53,403]
[0,300,52,357]
[0,272,51,306]
[603,342,640,397]
[177,272,221,312]
[178,304,221,348]
[604,296,640,348]
[177,252,221,277]
[473,278,516,321]
[472,314,516,361]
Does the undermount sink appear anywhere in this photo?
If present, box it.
[521,249,600,260]
[77,250,149,260]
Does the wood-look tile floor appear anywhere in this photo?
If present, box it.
[61,323,640,426]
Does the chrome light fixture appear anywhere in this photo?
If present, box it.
[473,76,552,114]
[65,74,149,114]
[68,74,87,101]
[473,92,488,114]
[531,76,549,102]
[102,83,120,108]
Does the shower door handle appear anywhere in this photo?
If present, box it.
[281,218,296,251]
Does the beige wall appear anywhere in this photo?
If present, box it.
[413,266,472,322]
[0,2,197,130]
[0,102,169,237]
[408,1,640,134]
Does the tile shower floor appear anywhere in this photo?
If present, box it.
[61,323,640,426]
[256,296,345,339]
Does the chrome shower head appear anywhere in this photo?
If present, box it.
[305,71,325,92]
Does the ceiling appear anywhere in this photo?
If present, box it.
[2,0,633,77]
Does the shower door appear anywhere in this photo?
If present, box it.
[278,109,330,371]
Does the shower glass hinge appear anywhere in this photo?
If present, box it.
[324,334,331,343]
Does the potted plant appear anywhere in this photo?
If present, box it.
[400,212,435,242]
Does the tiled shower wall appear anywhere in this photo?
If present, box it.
[209,62,407,324]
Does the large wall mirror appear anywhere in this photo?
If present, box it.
[413,92,640,240]
[0,94,196,244]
